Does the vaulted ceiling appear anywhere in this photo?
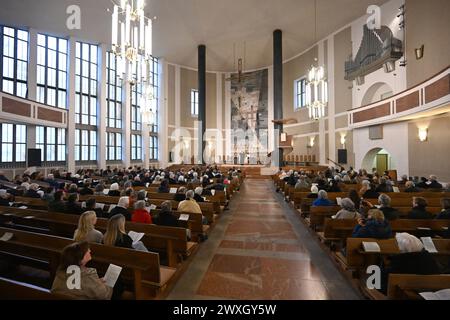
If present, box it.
[0,0,389,71]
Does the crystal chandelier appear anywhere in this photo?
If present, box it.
[305,65,328,120]
[141,84,155,124]
[111,0,152,84]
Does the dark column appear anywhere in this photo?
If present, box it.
[198,45,206,164]
[273,30,283,167]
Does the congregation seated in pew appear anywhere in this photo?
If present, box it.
[51,241,113,300]
[380,233,442,295]
[362,194,400,221]
[65,193,83,215]
[333,198,360,220]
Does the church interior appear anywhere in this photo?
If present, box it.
[0,0,449,302]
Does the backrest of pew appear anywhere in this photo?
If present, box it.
[387,274,450,300]
[309,206,341,228]
[0,277,70,300]
[346,238,400,270]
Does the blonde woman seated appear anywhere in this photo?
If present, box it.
[74,211,103,243]
[51,241,113,300]
[332,198,361,220]
[103,214,148,252]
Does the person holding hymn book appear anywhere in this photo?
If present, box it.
[74,211,103,243]
[352,209,392,239]
[51,241,113,300]
[408,197,433,220]
[379,233,441,295]
[131,200,152,224]
[103,214,148,252]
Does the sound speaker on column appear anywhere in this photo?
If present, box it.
[28,149,42,167]
[338,149,347,164]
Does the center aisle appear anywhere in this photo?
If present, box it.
[167,179,361,300]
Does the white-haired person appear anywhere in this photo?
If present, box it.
[312,190,333,207]
[379,232,441,294]
[333,198,360,220]
[178,190,202,214]
[0,189,11,207]
[108,183,121,197]
[307,185,319,199]
[108,196,131,221]
[194,187,205,203]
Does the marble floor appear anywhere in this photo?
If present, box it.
[167,179,362,300]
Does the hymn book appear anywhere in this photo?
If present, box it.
[179,214,190,221]
[421,237,438,253]
[0,232,14,242]
[103,264,122,288]
[128,231,145,245]
[393,186,400,193]
[170,188,178,194]
[362,242,381,252]
[336,197,342,206]
[420,289,450,300]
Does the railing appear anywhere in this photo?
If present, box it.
[0,91,68,128]
[348,66,450,128]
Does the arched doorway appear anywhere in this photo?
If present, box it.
[361,147,396,174]
[361,82,394,106]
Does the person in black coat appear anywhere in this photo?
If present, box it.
[48,191,66,212]
[79,183,94,196]
[155,201,179,228]
[408,197,433,220]
[108,183,121,197]
[64,194,83,215]
[158,180,170,193]
[380,233,441,294]
[0,190,11,206]
[428,175,443,190]
[84,198,105,218]
[108,197,131,221]
[24,184,42,199]
[174,187,186,202]
[194,187,205,203]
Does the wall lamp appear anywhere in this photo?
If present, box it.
[415,45,424,60]
[418,128,428,142]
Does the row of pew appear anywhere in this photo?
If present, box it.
[0,175,244,300]
[272,174,450,300]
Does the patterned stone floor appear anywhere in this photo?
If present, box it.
[167,179,361,300]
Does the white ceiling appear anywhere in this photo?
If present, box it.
[0,0,389,71]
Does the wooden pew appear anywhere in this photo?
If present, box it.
[14,197,48,209]
[0,277,71,300]
[319,218,450,245]
[387,274,450,300]
[337,238,450,276]
[0,227,176,299]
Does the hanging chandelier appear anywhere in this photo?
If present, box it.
[141,84,156,124]
[305,0,328,121]
[305,65,328,120]
[111,0,152,84]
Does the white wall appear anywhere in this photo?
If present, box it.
[351,0,407,108]
[353,121,409,177]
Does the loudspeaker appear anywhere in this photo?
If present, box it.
[338,149,347,164]
[169,151,173,163]
[28,149,42,167]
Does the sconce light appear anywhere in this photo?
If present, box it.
[308,136,315,148]
[418,128,428,142]
[415,45,424,60]
[340,134,346,147]
[383,61,396,73]
[281,132,287,142]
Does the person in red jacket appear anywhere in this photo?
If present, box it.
[131,200,152,224]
